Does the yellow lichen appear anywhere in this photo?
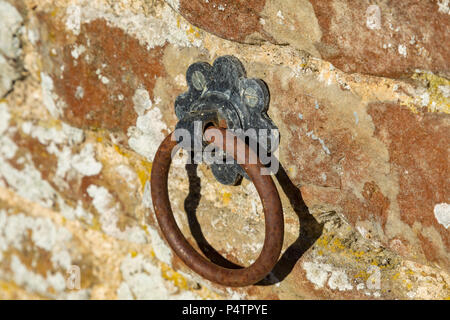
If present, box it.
[185,25,201,39]
[136,160,152,190]
[316,235,330,248]
[50,8,58,17]
[354,270,370,281]
[90,216,102,231]
[48,31,56,42]
[0,280,44,300]
[411,72,450,114]
[158,262,222,300]
[222,191,232,206]
[113,144,152,190]
[160,263,189,291]
[316,235,349,254]
[331,238,346,251]
[113,144,128,157]
[405,269,415,276]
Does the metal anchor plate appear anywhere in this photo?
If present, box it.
[174,55,279,185]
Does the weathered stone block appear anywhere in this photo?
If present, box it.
[0,0,448,300]
[172,0,450,77]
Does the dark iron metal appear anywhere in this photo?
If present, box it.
[174,56,279,185]
[150,56,283,286]
[151,127,284,287]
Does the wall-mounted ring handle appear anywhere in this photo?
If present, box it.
[150,127,284,287]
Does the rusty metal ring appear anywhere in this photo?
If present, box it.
[150,127,284,287]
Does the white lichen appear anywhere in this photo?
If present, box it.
[11,255,53,294]
[65,2,202,50]
[75,86,84,100]
[7,254,88,299]
[115,164,139,190]
[437,0,450,14]
[0,1,21,96]
[0,0,23,58]
[327,269,353,291]
[0,159,58,208]
[277,10,285,20]
[0,103,17,159]
[433,203,450,229]
[100,75,110,84]
[420,92,430,107]
[87,184,147,243]
[165,0,180,11]
[0,211,72,252]
[41,72,66,118]
[303,260,353,291]
[21,121,102,179]
[366,5,381,30]
[0,54,21,97]
[71,44,86,59]
[71,143,103,176]
[132,88,152,116]
[0,209,80,297]
[142,180,153,209]
[303,261,330,288]
[21,121,84,146]
[438,85,450,98]
[147,226,173,266]
[128,88,167,161]
[117,253,199,300]
[398,44,407,58]
[0,104,93,222]
[366,265,381,290]
[66,5,82,35]
[27,28,39,45]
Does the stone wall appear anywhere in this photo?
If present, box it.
[0,0,448,299]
